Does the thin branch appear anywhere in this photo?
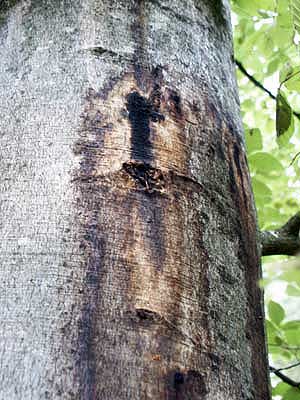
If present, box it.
[235,59,276,99]
[289,151,300,166]
[260,212,300,256]
[270,366,300,389]
[235,59,300,120]
[276,361,300,372]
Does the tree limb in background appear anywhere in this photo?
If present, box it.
[270,366,300,389]
[260,212,300,256]
[235,59,300,121]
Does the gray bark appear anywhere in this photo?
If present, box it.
[0,1,270,399]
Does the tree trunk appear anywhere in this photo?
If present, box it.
[0,1,270,399]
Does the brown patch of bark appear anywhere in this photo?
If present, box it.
[72,69,211,398]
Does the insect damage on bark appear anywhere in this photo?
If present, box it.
[123,161,165,192]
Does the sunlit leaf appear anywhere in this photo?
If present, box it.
[268,300,285,325]
[248,152,284,175]
[280,62,294,83]
[251,177,272,201]
[283,388,300,400]
[282,320,300,329]
[291,0,300,35]
[272,382,292,396]
[232,0,275,15]
[286,283,300,296]
[245,128,263,154]
[284,68,300,92]
[280,269,300,283]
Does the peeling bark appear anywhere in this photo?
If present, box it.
[0,1,270,399]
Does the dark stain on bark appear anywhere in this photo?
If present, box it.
[131,0,148,88]
[168,90,183,119]
[126,308,163,328]
[126,91,164,162]
[122,66,168,270]
[166,369,208,399]
[226,136,270,399]
[126,91,152,161]
[76,215,106,400]
[73,58,212,396]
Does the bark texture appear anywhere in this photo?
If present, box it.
[0,1,270,399]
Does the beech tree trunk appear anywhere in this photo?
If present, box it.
[0,1,270,399]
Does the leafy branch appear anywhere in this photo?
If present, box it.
[235,59,300,121]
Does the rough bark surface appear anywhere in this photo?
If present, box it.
[0,1,270,399]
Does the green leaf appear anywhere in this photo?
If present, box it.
[282,320,300,330]
[286,283,300,296]
[291,0,300,35]
[233,0,275,15]
[274,335,283,345]
[248,152,284,175]
[266,319,277,336]
[272,382,291,396]
[268,300,285,325]
[280,269,300,283]
[277,113,294,147]
[285,329,300,345]
[280,62,294,83]
[284,68,300,92]
[267,57,281,75]
[273,0,294,47]
[251,178,272,200]
[283,388,300,400]
[245,128,263,154]
[276,91,292,137]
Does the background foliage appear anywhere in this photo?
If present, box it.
[231,0,300,397]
